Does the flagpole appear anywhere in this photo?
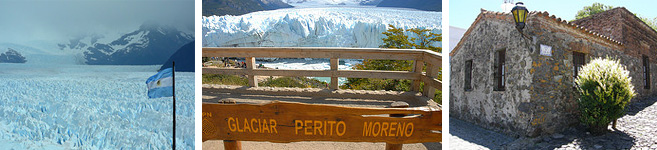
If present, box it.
[172,61,176,150]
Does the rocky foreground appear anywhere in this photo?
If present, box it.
[451,96,657,150]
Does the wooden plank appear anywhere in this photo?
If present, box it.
[246,57,257,87]
[202,47,424,60]
[411,60,424,92]
[422,64,438,99]
[386,102,410,150]
[202,101,441,144]
[202,68,419,80]
[385,143,403,150]
[330,58,339,90]
[421,75,442,91]
[223,140,242,150]
[422,51,442,67]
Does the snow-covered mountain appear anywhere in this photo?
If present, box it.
[377,0,441,11]
[202,7,441,48]
[83,23,194,65]
[202,0,293,16]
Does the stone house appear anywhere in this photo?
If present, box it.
[449,7,657,137]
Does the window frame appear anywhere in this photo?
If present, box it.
[494,49,506,91]
[464,60,473,91]
[573,52,586,79]
[643,55,651,89]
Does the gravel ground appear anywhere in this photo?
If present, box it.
[450,97,657,150]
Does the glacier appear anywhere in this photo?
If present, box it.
[243,58,363,85]
[202,7,441,48]
[0,64,194,149]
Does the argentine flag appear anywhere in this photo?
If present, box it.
[146,68,174,98]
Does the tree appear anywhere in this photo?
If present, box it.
[574,3,613,20]
[342,25,442,101]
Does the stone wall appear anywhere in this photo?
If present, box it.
[450,10,655,137]
[450,12,535,137]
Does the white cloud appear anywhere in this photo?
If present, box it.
[0,0,194,45]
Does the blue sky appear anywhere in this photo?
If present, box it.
[450,0,657,29]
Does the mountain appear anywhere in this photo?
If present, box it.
[359,0,382,5]
[202,0,293,16]
[84,23,194,65]
[0,48,27,63]
[377,0,441,11]
[57,34,105,51]
[160,41,195,72]
[202,7,441,48]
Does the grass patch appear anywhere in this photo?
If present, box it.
[261,77,306,88]
[260,77,328,88]
[202,74,248,86]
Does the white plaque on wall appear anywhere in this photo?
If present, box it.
[540,44,552,56]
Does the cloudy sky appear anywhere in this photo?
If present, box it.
[0,0,194,45]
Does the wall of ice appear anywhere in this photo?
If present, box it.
[0,64,195,149]
[203,7,441,48]
[0,43,83,65]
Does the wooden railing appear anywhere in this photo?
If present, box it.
[202,47,442,99]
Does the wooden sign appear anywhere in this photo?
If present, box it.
[202,101,441,144]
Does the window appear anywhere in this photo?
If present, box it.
[495,49,505,91]
[644,55,651,89]
[573,52,586,79]
[464,60,473,91]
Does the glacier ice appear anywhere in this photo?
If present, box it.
[0,64,194,149]
[203,7,441,48]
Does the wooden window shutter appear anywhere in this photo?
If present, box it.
[496,50,505,90]
[465,60,473,90]
[644,55,651,89]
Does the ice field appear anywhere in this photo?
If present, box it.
[250,58,361,85]
[0,64,194,149]
[204,6,440,85]
[202,6,441,48]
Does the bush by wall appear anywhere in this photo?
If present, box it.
[575,57,635,134]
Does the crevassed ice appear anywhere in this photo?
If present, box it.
[0,64,195,149]
[203,7,442,48]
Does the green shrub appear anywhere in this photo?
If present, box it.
[202,74,248,85]
[575,57,635,134]
[261,77,307,88]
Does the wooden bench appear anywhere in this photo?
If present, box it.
[202,47,443,149]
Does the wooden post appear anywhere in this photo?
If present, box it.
[330,58,339,90]
[246,57,258,87]
[423,63,438,99]
[411,60,424,92]
[385,101,409,150]
[223,140,242,150]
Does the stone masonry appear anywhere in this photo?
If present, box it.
[450,7,657,137]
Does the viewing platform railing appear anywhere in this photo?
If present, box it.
[202,47,442,99]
